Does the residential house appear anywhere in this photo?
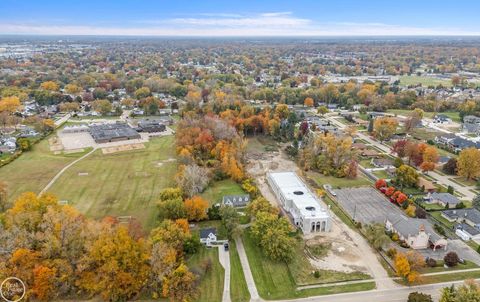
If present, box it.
[222,194,250,208]
[435,134,480,153]
[442,208,480,242]
[199,228,217,246]
[424,192,460,208]
[385,214,447,250]
[463,115,480,134]
[371,158,394,168]
[417,177,437,193]
[433,114,452,124]
[0,136,16,153]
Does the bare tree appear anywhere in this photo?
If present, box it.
[175,164,210,197]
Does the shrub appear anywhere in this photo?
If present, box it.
[456,202,466,209]
[408,292,433,302]
[426,258,437,268]
[444,252,459,267]
[391,233,399,241]
[434,224,446,237]
[387,248,397,259]
[415,206,427,219]
[313,270,320,278]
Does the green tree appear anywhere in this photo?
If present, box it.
[408,292,433,302]
[219,205,240,239]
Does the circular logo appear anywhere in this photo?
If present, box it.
[0,277,26,302]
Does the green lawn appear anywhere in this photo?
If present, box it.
[246,136,279,153]
[420,202,446,211]
[359,159,375,169]
[229,241,250,302]
[187,247,225,302]
[419,260,478,274]
[0,138,86,204]
[200,179,246,205]
[397,270,480,286]
[399,75,452,88]
[372,170,389,179]
[48,136,177,229]
[430,211,454,229]
[308,171,372,189]
[387,109,460,123]
[242,230,373,300]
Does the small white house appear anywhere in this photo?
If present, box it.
[199,228,217,246]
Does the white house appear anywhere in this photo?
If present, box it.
[267,172,331,234]
[199,228,217,246]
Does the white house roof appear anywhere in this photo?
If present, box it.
[268,172,329,219]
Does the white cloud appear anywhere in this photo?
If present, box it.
[0,12,479,36]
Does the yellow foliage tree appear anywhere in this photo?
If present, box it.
[457,147,480,180]
[373,117,398,141]
[40,81,59,91]
[184,196,208,221]
[0,96,22,113]
[304,97,314,107]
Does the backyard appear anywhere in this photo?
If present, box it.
[308,171,372,189]
[201,179,246,205]
[187,247,225,302]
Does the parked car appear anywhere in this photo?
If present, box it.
[224,243,229,251]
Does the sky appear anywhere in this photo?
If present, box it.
[1,0,480,36]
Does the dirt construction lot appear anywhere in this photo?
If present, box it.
[245,138,398,289]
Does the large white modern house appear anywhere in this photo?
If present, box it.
[267,171,331,234]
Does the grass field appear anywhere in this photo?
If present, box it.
[242,230,373,300]
[201,179,246,205]
[187,247,224,302]
[0,138,87,203]
[308,171,372,189]
[229,241,251,302]
[399,75,452,88]
[387,109,461,123]
[48,136,177,229]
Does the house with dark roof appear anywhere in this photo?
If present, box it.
[463,115,480,134]
[199,228,217,246]
[433,114,452,124]
[455,223,480,241]
[385,214,447,250]
[222,194,250,208]
[435,134,480,153]
[424,192,460,207]
[442,208,480,229]
[371,158,394,168]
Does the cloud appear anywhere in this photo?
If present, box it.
[1,12,479,36]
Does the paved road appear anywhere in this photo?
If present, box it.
[327,115,476,200]
[39,147,97,196]
[276,278,479,302]
[234,236,262,302]
[218,246,231,302]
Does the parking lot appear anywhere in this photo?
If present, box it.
[333,187,398,224]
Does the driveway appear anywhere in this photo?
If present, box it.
[218,245,231,302]
[234,236,262,301]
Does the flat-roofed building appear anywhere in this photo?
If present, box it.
[267,171,331,234]
[89,123,141,144]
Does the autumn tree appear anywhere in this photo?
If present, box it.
[40,81,59,91]
[420,145,439,173]
[442,158,457,175]
[0,181,7,211]
[162,263,197,302]
[395,165,419,189]
[304,97,314,107]
[0,96,22,113]
[91,99,113,115]
[457,147,480,180]
[65,84,81,94]
[251,211,295,262]
[76,226,150,301]
[373,117,398,141]
[157,188,187,220]
[184,196,208,221]
[246,196,277,217]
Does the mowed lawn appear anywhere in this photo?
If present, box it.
[387,109,461,123]
[201,179,246,205]
[48,136,177,229]
[307,171,372,189]
[187,247,225,302]
[229,241,250,302]
[399,75,452,88]
[0,138,86,203]
[241,230,374,300]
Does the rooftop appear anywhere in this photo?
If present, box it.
[268,172,329,219]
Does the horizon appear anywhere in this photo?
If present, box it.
[2,0,480,36]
